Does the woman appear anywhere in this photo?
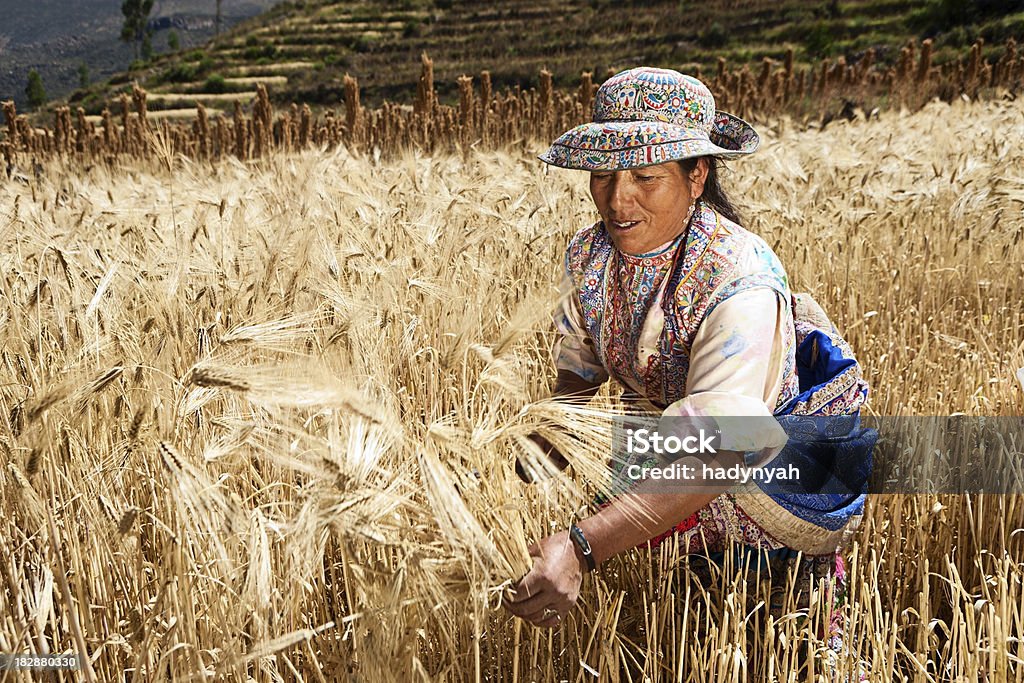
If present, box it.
[504,68,872,637]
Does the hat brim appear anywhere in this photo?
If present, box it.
[539,112,759,171]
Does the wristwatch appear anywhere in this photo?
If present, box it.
[569,524,596,573]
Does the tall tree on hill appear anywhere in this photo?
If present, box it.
[121,0,155,61]
[215,0,222,37]
[25,69,46,109]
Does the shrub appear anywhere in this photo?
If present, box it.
[163,63,199,82]
[699,22,728,48]
[354,35,375,53]
[25,69,46,108]
[204,74,228,93]
[980,13,1024,44]
[937,24,973,48]
[909,0,975,33]
[243,44,278,60]
[805,21,835,57]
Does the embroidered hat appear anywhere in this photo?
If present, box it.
[540,67,759,171]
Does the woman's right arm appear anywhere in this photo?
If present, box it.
[518,369,603,481]
[518,230,610,480]
[518,276,608,481]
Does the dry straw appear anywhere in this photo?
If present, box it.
[0,91,1022,680]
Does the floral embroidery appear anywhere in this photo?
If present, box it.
[564,203,797,409]
[540,68,760,171]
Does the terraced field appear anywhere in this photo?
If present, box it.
[0,0,278,110]
[64,0,1024,123]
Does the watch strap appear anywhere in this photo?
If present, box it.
[569,524,596,573]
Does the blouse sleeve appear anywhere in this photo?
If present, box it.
[552,275,610,384]
[662,287,793,467]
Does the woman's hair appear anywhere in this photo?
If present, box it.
[678,157,742,225]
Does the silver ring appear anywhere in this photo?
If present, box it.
[541,608,560,621]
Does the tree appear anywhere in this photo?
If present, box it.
[25,69,46,109]
[121,0,155,61]
[167,30,180,51]
[215,0,222,37]
[141,31,154,61]
[78,63,90,88]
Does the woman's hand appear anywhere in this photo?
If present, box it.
[503,531,585,628]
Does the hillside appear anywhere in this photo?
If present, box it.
[0,0,277,109]
[44,0,1024,121]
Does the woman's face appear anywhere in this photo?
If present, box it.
[589,160,707,255]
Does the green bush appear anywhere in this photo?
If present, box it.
[909,0,977,32]
[699,22,728,48]
[204,74,228,93]
[354,35,375,52]
[980,12,1024,43]
[804,21,835,57]
[937,24,973,48]
[163,63,199,82]
[243,44,277,60]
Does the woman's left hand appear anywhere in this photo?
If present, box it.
[503,531,584,628]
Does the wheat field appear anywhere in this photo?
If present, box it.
[1,94,1023,682]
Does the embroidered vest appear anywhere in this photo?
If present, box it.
[565,203,794,408]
